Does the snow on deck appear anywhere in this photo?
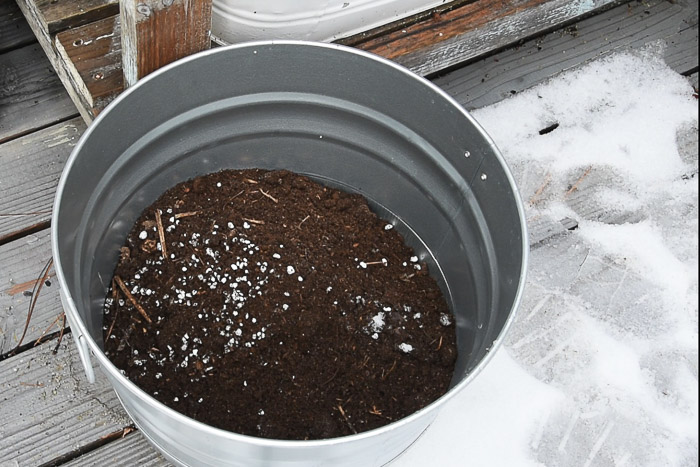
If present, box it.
[399,49,699,466]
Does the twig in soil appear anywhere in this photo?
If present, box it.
[436,335,443,351]
[105,282,120,342]
[229,190,245,202]
[337,405,357,434]
[259,189,279,204]
[174,211,200,219]
[363,260,388,266]
[7,257,53,357]
[529,173,552,205]
[399,273,415,282]
[105,308,119,342]
[368,405,392,420]
[298,215,310,229]
[53,313,67,354]
[322,367,340,385]
[242,217,265,225]
[382,360,397,381]
[359,355,370,369]
[244,178,259,184]
[565,166,592,197]
[114,276,152,323]
[154,209,168,260]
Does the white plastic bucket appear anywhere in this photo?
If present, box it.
[211,0,445,44]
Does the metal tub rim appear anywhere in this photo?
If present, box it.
[51,39,529,459]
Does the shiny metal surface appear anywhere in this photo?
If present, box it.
[52,41,528,466]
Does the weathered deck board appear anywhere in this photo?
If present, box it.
[0,229,63,356]
[17,0,631,122]
[0,334,130,465]
[434,0,699,110]
[0,43,77,144]
[15,0,99,123]
[0,117,84,244]
[358,0,629,77]
[54,15,123,111]
[28,0,119,35]
[120,0,212,87]
[0,1,36,54]
[64,431,170,467]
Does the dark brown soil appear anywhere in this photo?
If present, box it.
[103,169,457,440]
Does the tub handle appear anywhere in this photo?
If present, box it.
[60,292,96,383]
[75,333,96,383]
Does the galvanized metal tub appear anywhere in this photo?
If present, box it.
[52,41,528,467]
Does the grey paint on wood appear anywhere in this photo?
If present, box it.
[400,0,628,77]
[0,117,84,243]
[433,0,699,110]
[0,229,63,355]
[0,44,77,144]
[528,216,578,248]
[64,432,171,467]
[0,334,130,465]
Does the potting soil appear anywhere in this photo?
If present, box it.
[103,168,457,440]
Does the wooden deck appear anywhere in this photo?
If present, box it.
[0,0,697,464]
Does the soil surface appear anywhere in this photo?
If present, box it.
[103,169,457,440]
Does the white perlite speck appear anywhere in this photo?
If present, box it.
[370,312,385,332]
[439,313,452,326]
[398,343,413,353]
[139,231,148,240]
[286,265,295,275]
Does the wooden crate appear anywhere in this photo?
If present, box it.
[16,0,628,123]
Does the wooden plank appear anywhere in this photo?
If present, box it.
[29,0,119,35]
[338,0,472,47]
[433,0,700,110]
[0,117,85,244]
[0,334,130,465]
[0,0,36,54]
[24,0,628,119]
[0,229,63,356]
[64,431,170,467]
[0,43,77,144]
[120,0,212,87]
[15,0,97,123]
[356,0,629,77]
[55,15,123,112]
